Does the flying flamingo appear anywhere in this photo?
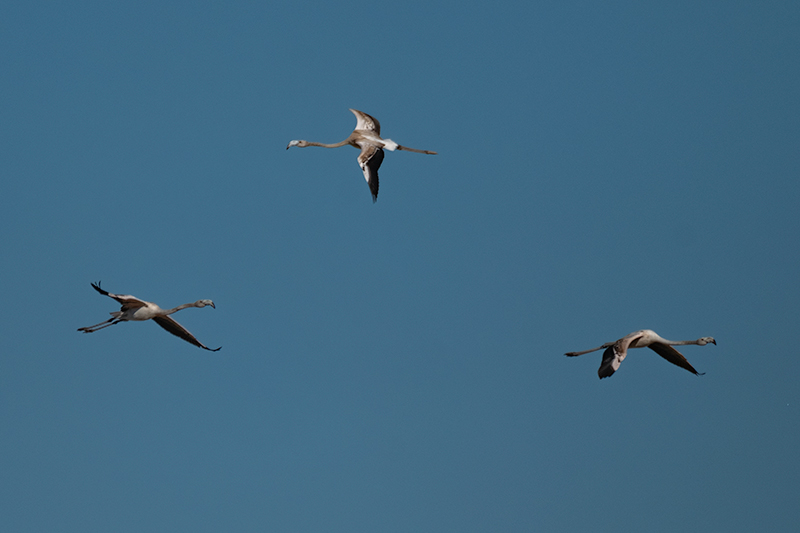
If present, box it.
[78,282,221,351]
[565,329,715,378]
[287,108,437,202]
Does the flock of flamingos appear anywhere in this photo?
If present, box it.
[78,108,716,379]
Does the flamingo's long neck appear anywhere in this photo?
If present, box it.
[307,139,351,148]
[163,302,197,315]
[667,339,700,346]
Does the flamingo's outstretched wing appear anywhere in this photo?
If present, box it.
[152,315,221,352]
[350,109,380,133]
[91,282,147,310]
[598,345,624,378]
[357,144,384,202]
[648,343,704,375]
[597,333,642,379]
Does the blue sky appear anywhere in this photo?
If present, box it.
[1,1,798,531]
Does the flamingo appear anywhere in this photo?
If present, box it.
[565,329,715,378]
[78,282,221,351]
[286,108,437,202]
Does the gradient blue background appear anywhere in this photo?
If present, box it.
[1,1,798,531]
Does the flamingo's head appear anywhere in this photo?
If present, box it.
[286,139,308,149]
[196,299,215,309]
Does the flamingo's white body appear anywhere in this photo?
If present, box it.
[78,282,221,351]
[565,329,715,379]
[286,108,436,202]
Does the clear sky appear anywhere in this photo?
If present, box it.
[1,1,798,531]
